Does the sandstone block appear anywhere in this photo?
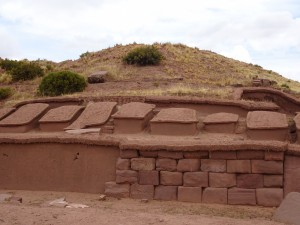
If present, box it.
[209,173,236,188]
[116,158,130,170]
[210,151,237,159]
[202,187,227,204]
[184,151,209,159]
[139,151,158,158]
[104,182,130,198]
[256,188,283,207]
[120,150,138,158]
[154,186,177,201]
[178,187,202,203]
[236,150,264,159]
[177,159,200,172]
[130,184,154,200]
[228,188,256,205]
[116,170,138,184]
[158,151,183,159]
[237,174,263,189]
[265,151,284,161]
[156,158,177,171]
[252,160,283,174]
[284,156,300,195]
[183,172,208,187]
[139,170,159,185]
[131,158,155,171]
[227,160,251,173]
[201,159,226,172]
[160,171,183,186]
[264,175,283,188]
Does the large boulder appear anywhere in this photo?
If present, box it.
[87,71,108,83]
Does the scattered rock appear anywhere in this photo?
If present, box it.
[98,195,106,201]
[66,203,89,209]
[0,193,12,203]
[10,196,22,204]
[49,197,68,208]
[87,71,108,83]
[140,199,149,203]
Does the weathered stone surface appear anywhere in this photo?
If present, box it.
[256,188,283,207]
[202,188,227,204]
[264,175,283,187]
[160,171,183,186]
[237,174,263,189]
[113,102,155,119]
[184,151,209,159]
[177,159,200,172]
[139,151,158,158]
[178,187,202,203]
[247,111,288,130]
[139,170,159,185]
[158,151,183,159]
[183,172,208,187]
[0,107,15,120]
[154,186,177,201]
[131,158,155,171]
[116,158,130,170]
[265,151,284,161]
[116,170,138,184]
[130,184,154,200]
[210,151,237,159]
[284,156,300,195]
[227,160,251,173]
[228,188,256,205]
[203,113,239,124]
[252,160,283,174]
[201,159,226,172]
[209,173,236,188]
[151,108,198,123]
[39,105,83,123]
[274,192,300,225]
[120,150,138,159]
[0,193,12,203]
[236,150,264,159]
[87,71,108,83]
[104,182,130,198]
[156,158,177,171]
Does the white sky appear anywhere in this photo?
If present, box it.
[0,0,299,81]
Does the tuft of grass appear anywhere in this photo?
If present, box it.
[0,87,13,100]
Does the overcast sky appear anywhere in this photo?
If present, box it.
[0,0,299,81]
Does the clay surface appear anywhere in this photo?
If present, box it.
[112,102,155,119]
[0,107,15,120]
[39,105,84,123]
[246,111,288,130]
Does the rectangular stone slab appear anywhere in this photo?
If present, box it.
[0,107,15,120]
[247,111,288,130]
[112,102,155,119]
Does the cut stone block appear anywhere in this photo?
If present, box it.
[158,151,183,159]
[202,188,227,204]
[228,188,256,205]
[0,103,49,133]
[160,171,183,186]
[184,151,209,159]
[284,156,300,195]
[131,158,155,171]
[227,160,251,173]
[120,149,138,159]
[154,186,177,201]
[150,108,198,135]
[104,182,130,198]
[116,170,137,184]
[39,105,84,131]
[130,184,154,200]
[178,187,202,203]
[139,151,158,158]
[203,113,239,133]
[0,107,15,120]
[116,158,130,170]
[201,159,226,172]
[252,160,283,174]
[138,170,159,185]
[183,172,208,187]
[209,173,236,188]
[237,174,263,189]
[177,159,200,172]
[210,151,237,159]
[65,102,117,130]
[236,150,264,159]
[256,188,283,207]
[265,151,284,161]
[264,175,283,188]
[246,111,288,141]
[156,158,177,171]
[113,102,155,134]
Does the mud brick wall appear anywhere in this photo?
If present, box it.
[105,149,284,207]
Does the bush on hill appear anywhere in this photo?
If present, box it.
[0,87,13,100]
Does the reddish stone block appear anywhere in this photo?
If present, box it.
[228,188,256,205]
[177,159,200,172]
[120,149,138,158]
[201,159,226,172]
[116,158,130,170]
[251,160,283,174]
[116,170,138,184]
[139,170,159,185]
[209,173,236,188]
[158,151,183,159]
[139,151,158,158]
[131,158,155,171]
[105,182,130,198]
[154,186,177,201]
[202,187,227,204]
[227,160,251,173]
[265,151,284,161]
[156,158,177,171]
[264,175,283,187]
[130,184,154,200]
[284,156,300,195]
[210,151,237,159]
[256,188,283,207]
[184,151,209,159]
[178,187,202,203]
[236,150,264,159]
[160,171,183,186]
[183,172,208,187]
[237,174,263,189]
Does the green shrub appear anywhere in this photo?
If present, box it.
[123,45,163,66]
[0,87,13,100]
[0,59,19,71]
[38,71,87,96]
[281,83,290,89]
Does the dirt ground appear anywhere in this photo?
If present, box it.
[0,190,286,225]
